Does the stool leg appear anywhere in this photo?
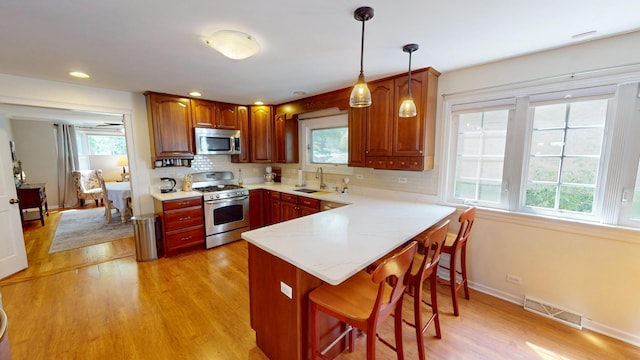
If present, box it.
[461,245,470,299]
[430,273,441,339]
[413,283,426,360]
[394,297,405,360]
[450,252,460,316]
[311,302,320,359]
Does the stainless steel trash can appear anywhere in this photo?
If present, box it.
[132,214,159,261]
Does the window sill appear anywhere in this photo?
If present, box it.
[451,205,640,245]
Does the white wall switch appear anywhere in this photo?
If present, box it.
[280,281,293,299]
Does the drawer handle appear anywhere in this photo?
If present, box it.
[178,216,192,221]
[177,201,190,206]
[302,201,311,205]
[180,236,193,241]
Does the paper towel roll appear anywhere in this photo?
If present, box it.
[297,170,303,186]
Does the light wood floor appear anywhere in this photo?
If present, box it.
[0,209,637,359]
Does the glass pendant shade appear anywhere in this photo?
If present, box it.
[350,7,374,108]
[350,73,372,107]
[398,98,417,117]
[398,43,419,117]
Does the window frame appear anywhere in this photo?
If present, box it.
[442,72,640,229]
[298,112,353,176]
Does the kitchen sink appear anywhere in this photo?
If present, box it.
[294,188,318,193]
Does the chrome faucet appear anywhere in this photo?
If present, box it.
[316,167,326,189]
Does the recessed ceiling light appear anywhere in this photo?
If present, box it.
[189,91,202,97]
[293,91,307,96]
[254,101,264,105]
[206,30,260,60]
[69,71,90,79]
[572,30,597,40]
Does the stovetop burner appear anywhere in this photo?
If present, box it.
[194,184,244,193]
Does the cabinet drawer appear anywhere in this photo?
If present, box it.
[164,207,204,231]
[163,197,203,211]
[281,193,298,204]
[270,191,281,200]
[298,196,320,210]
[166,225,205,249]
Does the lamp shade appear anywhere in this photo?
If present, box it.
[349,73,372,107]
[206,30,260,60]
[398,98,417,117]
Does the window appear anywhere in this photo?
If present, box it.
[445,77,640,228]
[299,112,352,175]
[76,131,126,156]
[524,98,607,215]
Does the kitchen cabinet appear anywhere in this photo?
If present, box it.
[145,92,195,163]
[349,67,439,171]
[154,196,205,257]
[249,105,273,163]
[268,190,281,225]
[231,106,250,163]
[280,193,299,222]
[273,113,298,164]
[298,196,321,217]
[191,99,239,130]
[249,189,265,229]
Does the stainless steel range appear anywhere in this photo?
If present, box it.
[191,171,249,249]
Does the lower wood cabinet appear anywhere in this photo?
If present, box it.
[250,190,322,228]
[154,196,205,257]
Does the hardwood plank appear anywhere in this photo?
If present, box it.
[0,207,637,359]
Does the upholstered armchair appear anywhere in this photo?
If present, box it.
[72,169,104,207]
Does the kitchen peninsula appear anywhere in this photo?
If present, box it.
[242,187,455,359]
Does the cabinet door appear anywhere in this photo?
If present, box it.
[250,106,273,163]
[393,71,426,156]
[217,102,239,129]
[249,189,265,229]
[231,106,250,163]
[269,199,281,224]
[146,93,194,159]
[280,201,299,222]
[365,79,394,157]
[274,114,299,164]
[191,99,217,128]
[348,107,367,167]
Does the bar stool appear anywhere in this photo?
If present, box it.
[403,220,449,360]
[309,241,418,360]
[439,206,476,316]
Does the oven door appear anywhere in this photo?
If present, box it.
[204,196,250,236]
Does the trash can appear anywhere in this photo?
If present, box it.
[132,214,159,262]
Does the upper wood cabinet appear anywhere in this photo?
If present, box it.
[249,105,273,163]
[145,92,195,161]
[192,99,239,130]
[348,67,439,171]
[274,114,299,164]
[231,106,250,163]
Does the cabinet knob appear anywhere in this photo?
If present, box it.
[9,199,19,204]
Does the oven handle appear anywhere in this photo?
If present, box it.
[205,196,249,205]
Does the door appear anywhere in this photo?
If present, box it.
[0,129,28,279]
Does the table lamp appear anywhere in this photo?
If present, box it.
[118,156,128,174]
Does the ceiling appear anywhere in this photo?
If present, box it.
[1,0,639,109]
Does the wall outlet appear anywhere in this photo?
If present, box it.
[356,174,363,180]
[280,281,293,299]
[398,177,407,184]
[506,274,522,285]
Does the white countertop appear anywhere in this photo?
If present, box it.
[241,184,455,285]
[150,190,202,201]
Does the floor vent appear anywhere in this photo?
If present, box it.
[524,296,582,330]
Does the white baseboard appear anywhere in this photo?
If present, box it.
[468,281,640,348]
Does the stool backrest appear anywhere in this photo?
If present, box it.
[413,220,450,282]
[370,241,418,322]
[452,206,476,249]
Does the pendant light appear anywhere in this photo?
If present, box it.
[349,7,374,108]
[398,43,419,117]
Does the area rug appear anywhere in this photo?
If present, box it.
[49,208,134,253]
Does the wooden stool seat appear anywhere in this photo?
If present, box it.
[310,241,418,360]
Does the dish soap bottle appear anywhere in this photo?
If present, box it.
[238,168,243,186]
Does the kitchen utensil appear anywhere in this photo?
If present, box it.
[264,173,275,184]
[160,177,176,193]
[182,173,193,191]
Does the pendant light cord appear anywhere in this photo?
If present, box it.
[407,51,412,97]
[359,19,365,76]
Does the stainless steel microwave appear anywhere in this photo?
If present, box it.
[195,128,241,155]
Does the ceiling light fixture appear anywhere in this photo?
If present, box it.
[398,43,419,118]
[349,6,374,108]
[189,91,202,97]
[206,30,260,60]
[254,101,264,105]
[69,71,90,79]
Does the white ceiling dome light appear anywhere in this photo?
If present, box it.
[206,30,260,60]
